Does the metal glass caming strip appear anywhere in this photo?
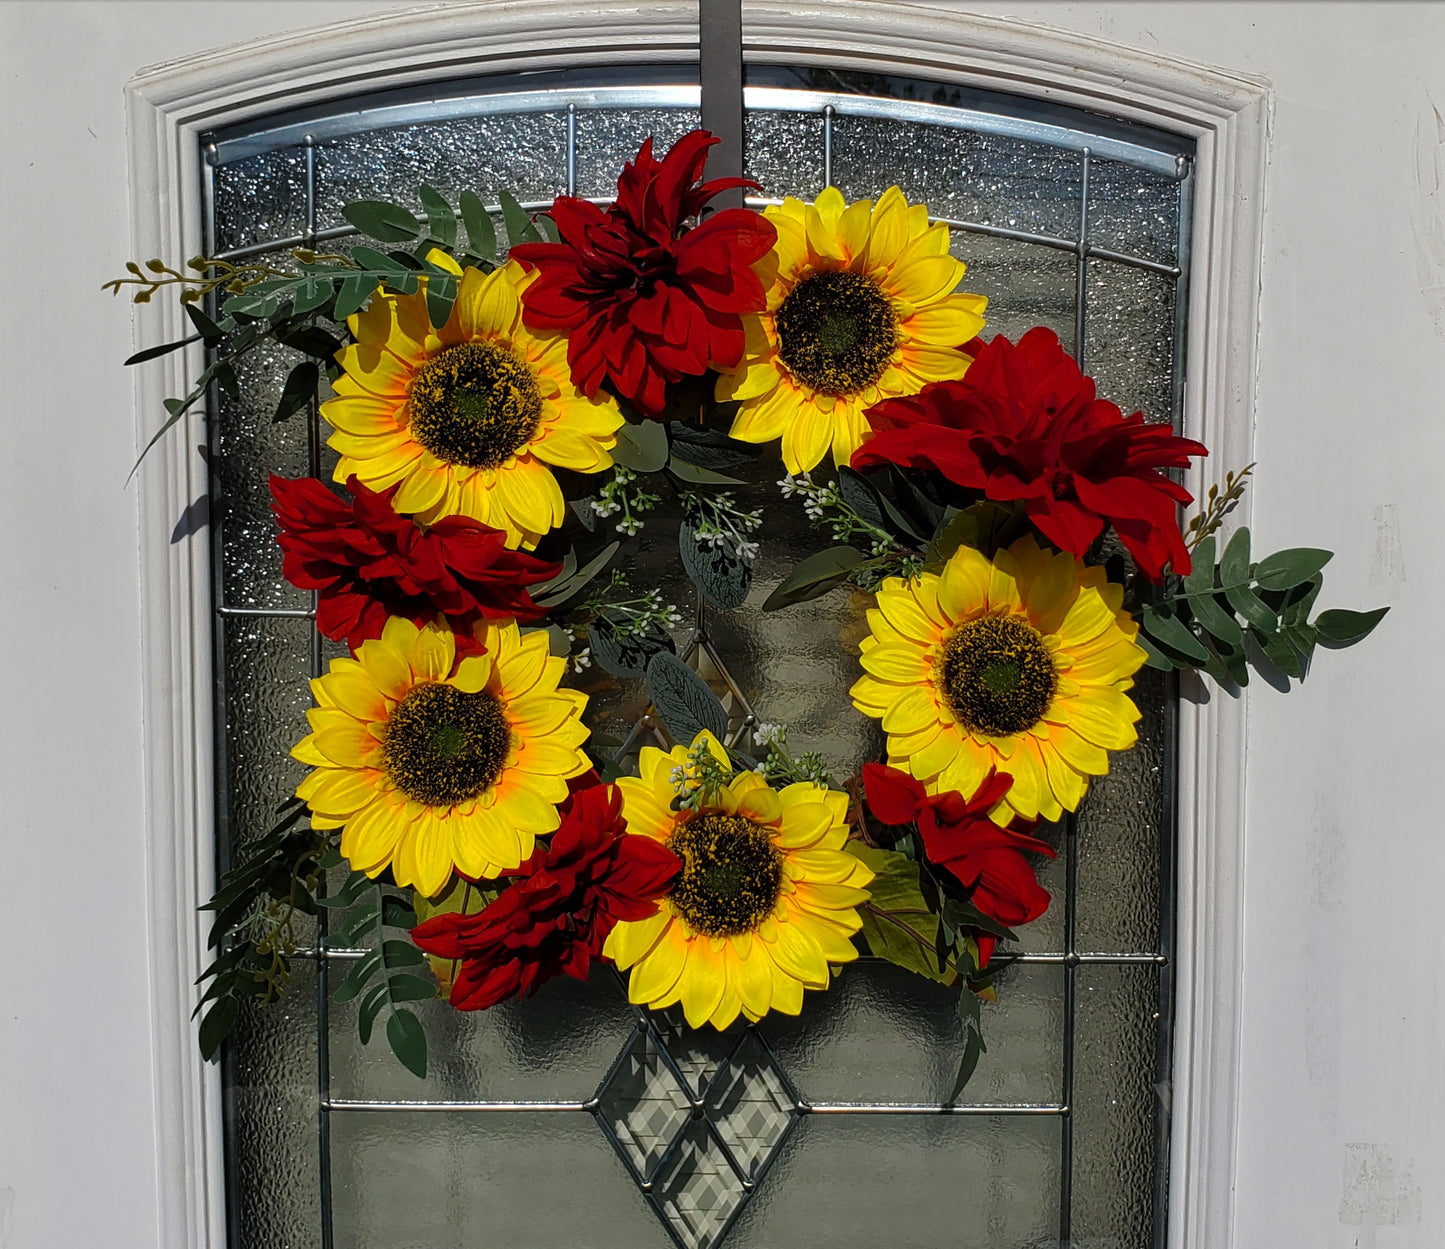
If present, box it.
[208,62,1190,1249]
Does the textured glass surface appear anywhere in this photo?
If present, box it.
[952,231,1076,350]
[831,115,1083,239]
[1071,964,1162,1248]
[1085,258,1177,427]
[222,614,313,854]
[729,1114,1060,1248]
[329,968,636,1104]
[214,146,309,251]
[329,1111,673,1249]
[215,316,315,611]
[744,109,825,201]
[763,960,1062,1106]
[228,958,320,1249]
[573,108,702,198]
[315,112,567,232]
[1088,156,1181,266]
[1077,667,1169,954]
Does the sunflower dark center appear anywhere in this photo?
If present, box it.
[408,342,542,470]
[775,270,898,395]
[937,615,1058,738]
[382,682,511,806]
[668,813,784,938]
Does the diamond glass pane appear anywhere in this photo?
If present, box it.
[211,76,1188,1249]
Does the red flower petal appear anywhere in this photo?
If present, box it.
[514,129,776,417]
[410,783,681,1012]
[853,328,1207,582]
[269,474,561,655]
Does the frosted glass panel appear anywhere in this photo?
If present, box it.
[573,108,702,197]
[1071,964,1163,1247]
[1088,155,1181,266]
[329,969,638,1104]
[831,114,1083,239]
[211,82,1186,1249]
[315,113,568,232]
[763,960,1064,1106]
[214,147,309,251]
[228,959,320,1249]
[1085,259,1177,426]
[330,1112,674,1249]
[729,1114,1061,1248]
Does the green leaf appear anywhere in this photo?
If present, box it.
[418,185,458,247]
[1223,580,1278,635]
[279,325,343,360]
[198,996,240,1061]
[1136,632,1177,672]
[679,523,751,610]
[1220,526,1252,586]
[1184,589,1243,646]
[290,274,333,317]
[458,191,496,260]
[272,360,319,424]
[125,333,203,366]
[382,939,426,967]
[534,541,620,609]
[184,303,230,342]
[342,199,422,243]
[350,245,412,279]
[645,651,729,744]
[498,189,541,249]
[1254,547,1333,591]
[610,420,669,473]
[762,546,865,611]
[387,973,438,1003]
[1314,606,1389,645]
[1181,535,1217,596]
[334,273,375,320]
[886,463,945,533]
[946,1025,986,1103]
[587,619,675,679]
[669,424,759,471]
[424,270,458,335]
[846,843,954,985]
[357,982,389,1045]
[668,458,745,486]
[1141,608,1210,662]
[1260,628,1304,678]
[386,1007,428,1078]
[332,950,382,1003]
[837,467,888,529]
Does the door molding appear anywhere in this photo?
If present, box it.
[125,4,1267,1246]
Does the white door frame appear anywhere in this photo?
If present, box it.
[124,4,1268,1245]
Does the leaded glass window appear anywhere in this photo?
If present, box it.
[208,63,1189,1249]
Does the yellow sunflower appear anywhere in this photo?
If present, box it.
[292,616,590,897]
[849,536,1147,825]
[322,255,623,549]
[603,732,874,1029]
[716,185,987,474]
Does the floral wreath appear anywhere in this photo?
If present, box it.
[113,129,1386,1090]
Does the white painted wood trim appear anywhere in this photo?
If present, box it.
[125,4,1268,1246]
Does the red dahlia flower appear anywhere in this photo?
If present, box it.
[411,784,681,1011]
[510,129,777,418]
[852,327,1207,580]
[270,474,560,655]
[862,763,1054,967]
